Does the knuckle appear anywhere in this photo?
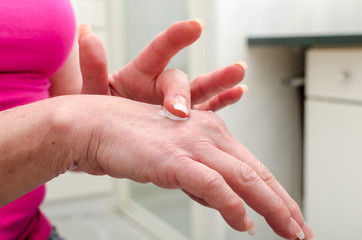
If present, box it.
[289,199,303,217]
[192,75,209,100]
[224,196,245,214]
[159,143,183,160]
[199,111,227,132]
[167,68,188,78]
[157,153,192,189]
[270,196,286,215]
[164,156,189,188]
[204,171,224,191]
[257,162,274,182]
[237,162,259,185]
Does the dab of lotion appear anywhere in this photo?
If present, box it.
[158,107,188,121]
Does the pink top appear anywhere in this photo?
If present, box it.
[0,0,76,239]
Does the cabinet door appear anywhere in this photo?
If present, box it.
[306,48,362,102]
[304,99,362,239]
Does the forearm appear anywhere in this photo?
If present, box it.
[0,98,80,207]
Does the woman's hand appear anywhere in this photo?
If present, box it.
[56,94,313,240]
[78,19,248,117]
[76,19,314,239]
[0,91,313,239]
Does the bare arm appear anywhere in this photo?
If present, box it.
[0,98,77,206]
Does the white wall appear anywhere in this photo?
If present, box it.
[213,1,362,239]
[124,0,188,71]
[224,0,362,37]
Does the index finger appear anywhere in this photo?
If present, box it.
[129,19,205,77]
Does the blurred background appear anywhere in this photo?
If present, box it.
[43,0,362,239]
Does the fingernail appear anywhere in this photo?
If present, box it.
[191,18,206,30]
[290,218,305,240]
[240,84,248,93]
[78,23,92,41]
[243,215,256,236]
[302,222,315,240]
[234,61,248,71]
[172,95,189,116]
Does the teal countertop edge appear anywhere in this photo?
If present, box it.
[248,35,362,47]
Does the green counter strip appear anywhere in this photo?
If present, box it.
[248,35,362,47]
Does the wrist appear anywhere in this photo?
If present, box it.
[0,97,82,205]
[49,95,107,175]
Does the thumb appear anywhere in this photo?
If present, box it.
[78,24,109,95]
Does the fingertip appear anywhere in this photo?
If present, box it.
[78,22,109,95]
[172,95,190,117]
[240,84,248,94]
[229,84,247,100]
[234,61,248,71]
[159,106,189,121]
[78,23,92,42]
[290,218,305,240]
[158,69,191,118]
[162,96,190,119]
[190,18,206,30]
[243,215,256,236]
[302,222,315,240]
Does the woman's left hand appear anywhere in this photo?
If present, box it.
[78,19,248,117]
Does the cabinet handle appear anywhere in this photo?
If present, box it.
[337,70,351,83]
[279,76,304,88]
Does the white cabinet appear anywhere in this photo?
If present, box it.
[306,48,362,102]
[304,48,362,239]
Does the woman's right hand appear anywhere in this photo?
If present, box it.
[78,20,248,117]
[57,93,313,240]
